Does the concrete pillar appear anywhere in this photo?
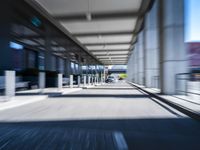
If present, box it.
[144,0,159,88]
[58,73,63,91]
[159,0,188,94]
[77,76,81,87]
[39,72,45,90]
[138,31,145,85]
[132,45,138,83]
[83,75,87,87]
[5,71,15,97]
[127,53,134,82]
[70,75,73,88]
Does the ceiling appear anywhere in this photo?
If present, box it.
[30,0,151,65]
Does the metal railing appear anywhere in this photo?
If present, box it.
[175,73,200,96]
[151,76,160,89]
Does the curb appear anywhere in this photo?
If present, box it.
[128,82,200,121]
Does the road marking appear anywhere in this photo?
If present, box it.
[113,132,128,150]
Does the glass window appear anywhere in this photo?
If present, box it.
[28,50,37,68]
[71,62,75,70]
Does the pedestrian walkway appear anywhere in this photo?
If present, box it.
[130,82,200,116]
[0,82,199,150]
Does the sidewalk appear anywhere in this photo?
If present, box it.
[0,95,47,111]
[0,87,83,111]
[16,87,83,96]
[128,82,200,118]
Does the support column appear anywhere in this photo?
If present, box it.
[159,0,188,94]
[144,1,160,88]
[5,71,15,98]
[127,53,134,82]
[133,45,138,83]
[138,31,145,85]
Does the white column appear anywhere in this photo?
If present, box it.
[70,75,73,88]
[144,1,159,88]
[5,71,15,98]
[88,75,91,86]
[83,75,87,87]
[39,72,45,91]
[58,73,63,91]
[160,0,188,94]
[77,76,81,87]
[138,31,145,85]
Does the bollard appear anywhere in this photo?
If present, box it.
[101,77,103,85]
[91,76,94,85]
[58,73,63,91]
[84,75,87,87]
[94,77,97,85]
[5,71,15,98]
[88,76,91,86]
[70,75,73,88]
[39,72,45,92]
[78,76,81,88]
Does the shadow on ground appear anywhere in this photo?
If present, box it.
[52,94,149,98]
[0,118,200,150]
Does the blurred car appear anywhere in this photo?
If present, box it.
[105,76,117,83]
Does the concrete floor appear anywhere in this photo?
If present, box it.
[0,82,200,150]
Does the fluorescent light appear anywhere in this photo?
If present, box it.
[10,42,23,50]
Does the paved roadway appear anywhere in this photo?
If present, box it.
[0,81,200,150]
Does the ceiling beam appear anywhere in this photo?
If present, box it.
[83,42,132,46]
[73,31,134,37]
[54,11,139,22]
[95,54,128,57]
[99,57,128,60]
[89,49,130,53]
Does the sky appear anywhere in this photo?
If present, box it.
[185,0,200,42]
